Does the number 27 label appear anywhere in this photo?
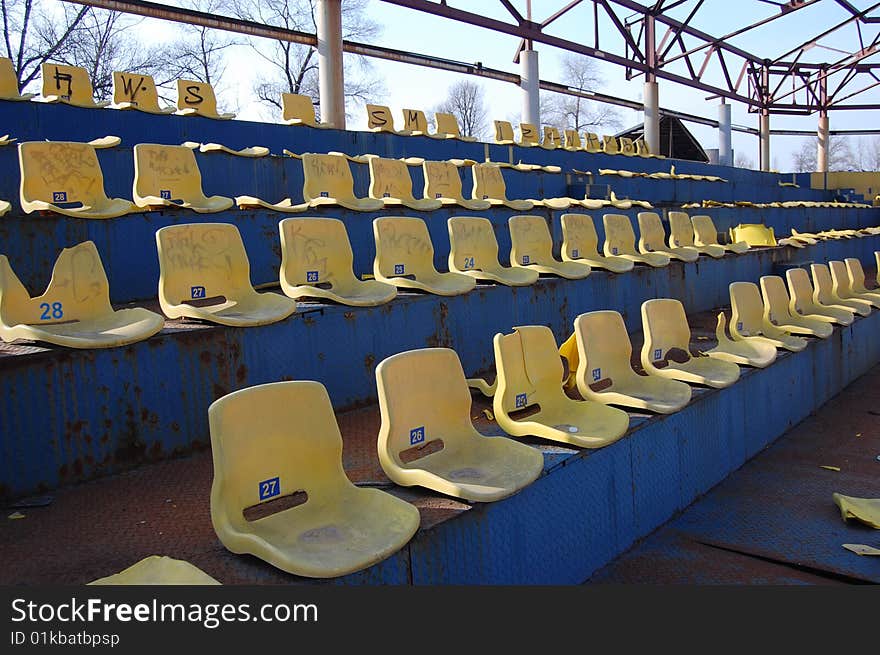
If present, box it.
[259,476,280,500]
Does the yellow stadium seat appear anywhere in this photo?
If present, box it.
[185,141,269,158]
[562,310,691,414]
[301,153,384,211]
[602,213,670,267]
[563,129,583,151]
[691,215,749,254]
[838,258,880,308]
[471,163,535,210]
[493,325,630,448]
[668,211,724,258]
[641,298,740,388]
[156,223,297,326]
[760,275,833,338]
[493,119,515,144]
[38,62,108,108]
[89,556,221,585]
[542,126,562,149]
[279,217,397,306]
[447,216,539,286]
[110,71,174,114]
[729,281,807,352]
[786,267,854,325]
[402,108,443,137]
[706,312,777,368]
[560,213,634,273]
[876,252,880,286]
[0,200,9,216]
[811,263,871,317]
[637,212,700,262]
[435,112,476,141]
[602,135,620,154]
[0,241,164,348]
[635,139,663,158]
[845,257,880,303]
[366,103,400,133]
[519,122,541,146]
[376,348,544,502]
[282,92,330,127]
[209,380,419,578]
[175,79,234,119]
[373,216,476,296]
[0,57,34,101]
[423,160,491,210]
[829,260,875,312]
[508,214,591,279]
[19,141,136,219]
[133,144,233,213]
[583,132,602,153]
[368,156,442,210]
[618,137,637,156]
[729,223,802,248]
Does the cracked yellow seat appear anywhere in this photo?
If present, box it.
[729,223,782,247]
[156,223,297,326]
[0,56,33,101]
[584,132,602,153]
[760,275,833,338]
[602,135,620,154]
[175,79,234,119]
[39,62,109,108]
[835,259,880,309]
[602,213,670,267]
[423,160,491,210]
[563,129,584,151]
[110,71,174,114]
[636,139,664,158]
[282,92,331,127]
[435,112,476,141]
[691,215,749,254]
[279,217,396,306]
[368,156,441,210]
[811,263,871,317]
[562,310,691,414]
[209,380,419,578]
[301,153,383,211]
[19,141,136,219]
[373,216,475,296]
[560,213,634,273]
[366,103,401,133]
[637,212,700,262]
[376,348,543,502]
[509,214,591,280]
[707,312,776,368]
[786,267,854,325]
[493,325,630,448]
[519,122,541,146]
[619,137,637,156]
[447,216,538,286]
[89,556,221,585]
[542,126,562,149]
[493,119,516,144]
[668,211,724,258]
[845,257,880,305]
[729,281,807,352]
[133,144,233,213]
[641,298,740,388]
[0,241,164,349]
[471,163,536,210]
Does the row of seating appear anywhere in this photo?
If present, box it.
[729,223,880,249]
[683,199,871,209]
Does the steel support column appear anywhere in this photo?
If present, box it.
[718,101,732,166]
[643,14,660,154]
[521,49,540,126]
[316,0,345,128]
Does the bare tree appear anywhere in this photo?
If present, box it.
[790,136,855,172]
[735,153,755,169]
[542,54,621,132]
[434,79,488,138]
[849,136,880,171]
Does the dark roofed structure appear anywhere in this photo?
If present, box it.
[616,115,708,163]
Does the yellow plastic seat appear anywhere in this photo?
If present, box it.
[707,312,777,368]
[368,156,441,210]
[156,223,297,326]
[811,263,871,317]
[279,217,397,306]
[447,216,539,286]
[301,153,384,211]
[435,112,476,141]
[493,325,630,448]
[471,163,535,210]
[668,211,725,258]
[584,132,602,153]
[508,215,591,280]
[832,493,880,529]
[376,348,544,502]
[402,108,444,137]
[175,79,234,119]
[0,241,164,348]
[560,213,634,273]
[423,160,491,210]
[184,141,269,158]
[636,139,663,158]
[19,141,136,219]
[89,556,221,585]
[366,103,400,133]
[619,137,637,156]
[641,298,740,388]
[562,311,691,414]
[110,71,174,113]
[729,223,798,248]
[373,216,476,296]
[637,212,700,262]
[209,380,420,578]
[876,252,880,286]
[729,281,807,352]
[829,260,875,313]
[602,135,620,154]
[280,92,330,127]
[786,267,854,326]
[519,122,541,146]
[838,258,880,309]
[38,62,108,108]
[602,213,670,267]
[542,126,561,149]
[493,119,515,144]
[691,214,749,254]
[760,275,833,338]
[563,129,583,151]
[133,144,233,213]
[0,200,9,216]
[0,57,34,101]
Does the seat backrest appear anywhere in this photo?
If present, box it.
[563,129,582,150]
[373,216,438,280]
[667,211,696,247]
[402,108,430,133]
[602,213,638,256]
[209,380,352,538]
[302,153,357,202]
[760,275,794,325]
[112,71,164,112]
[636,212,667,252]
[584,132,601,151]
[472,163,510,201]
[811,263,836,304]
[282,92,317,125]
[786,267,817,314]
[423,160,466,201]
[494,120,514,143]
[691,215,720,246]
[731,223,776,246]
[509,215,554,266]
[619,137,636,155]
[279,217,356,289]
[642,298,691,362]
[574,311,633,385]
[560,213,600,260]
[376,348,476,467]
[542,126,561,148]
[845,257,868,292]
[519,122,540,145]
[156,223,254,306]
[829,260,854,296]
[133,144,208,204]
[635,139,651,156]
[40,62,97,106]
[0,240,113,326]
[494,325,566,414]
[177,79,227,116]
[19,141,113,210]
[448,216,502,273]
[0,56,22,98]
[435,112,463,137]
[729,281,765,334]
[366,103,395,131]
[368,156,417,201]
[602,135,620,154]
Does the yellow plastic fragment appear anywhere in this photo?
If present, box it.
[833,493,880,528]
[820,465,841,472]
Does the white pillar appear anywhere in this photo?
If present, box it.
[316,0,345,129]
[718,101,732,166]
[521,49,540,126]
[643,81,660,155]
[817,114,829,173]
[760,113,770,171]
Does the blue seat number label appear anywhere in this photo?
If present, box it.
[306,271,319,282]
[394,264,405,275]
[463,256,475,270]
[612,247,619,255]
[592,367,601,381]
[572,249,579,258]
[191,285,206,299]
[320,191,329,197]
[522,255,530,265]
[39,302,63,320]
[160,189,172,200]
[259,476,280,500]
[52,191,67,202]
[515,392,527,408]
[410,426,425,445]
[737,321,743,331]
[654,348,662,360]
